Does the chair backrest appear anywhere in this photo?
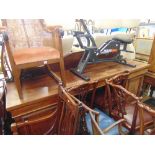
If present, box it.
[2,19,54,50]
[57,85,82,135]
[94,71,129,114]
[0,80,7,134]
[11,85,81,135]
[67,82,98,108]
[105,80,142,134]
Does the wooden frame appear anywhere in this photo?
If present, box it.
[3,19,66,99]
[138,103,155,135]
[148,36,155,72]
[67,82,128,135]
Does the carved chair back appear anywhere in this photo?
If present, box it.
[94,71,129,115]
[67,82,98,108]
[11,85,82,135]
[57,85,82,135]
[105,81,152,134]
[67,83,128,135]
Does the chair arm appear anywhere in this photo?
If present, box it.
[82,103,100,115]
[103,119,128,135]
[89,111,103,135]
[68,93,99,115]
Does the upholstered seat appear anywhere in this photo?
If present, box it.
[86,108,128,135]
[113,34,133,44]
[124,104,153,129]
[13,47,60,67]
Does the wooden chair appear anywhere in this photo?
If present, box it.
[138,103,155,135]
[105,81,153,134]
[12,86,81,135]
[2,19,66,99]
[11,85,81,135]
[68,83,128,135]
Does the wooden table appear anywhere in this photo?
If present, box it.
[6,59,149,120]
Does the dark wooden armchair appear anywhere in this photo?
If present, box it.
[11,85,81,135]
[93,71,129,115]
[2,19,66,99]
[68,83,128,135]
[105,81,153,134]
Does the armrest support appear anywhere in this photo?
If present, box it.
[103,119,128,135]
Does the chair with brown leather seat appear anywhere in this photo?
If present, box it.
[2,19,66,99]
[105,81,153,134]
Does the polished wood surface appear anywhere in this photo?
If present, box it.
[6,60,149,119]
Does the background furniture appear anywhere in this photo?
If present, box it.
[67,85,128,135]
[143,36,155,98]
[134,37,153,61]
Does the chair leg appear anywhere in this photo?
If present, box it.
[59,61,66,87]
[13,69,23,99]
